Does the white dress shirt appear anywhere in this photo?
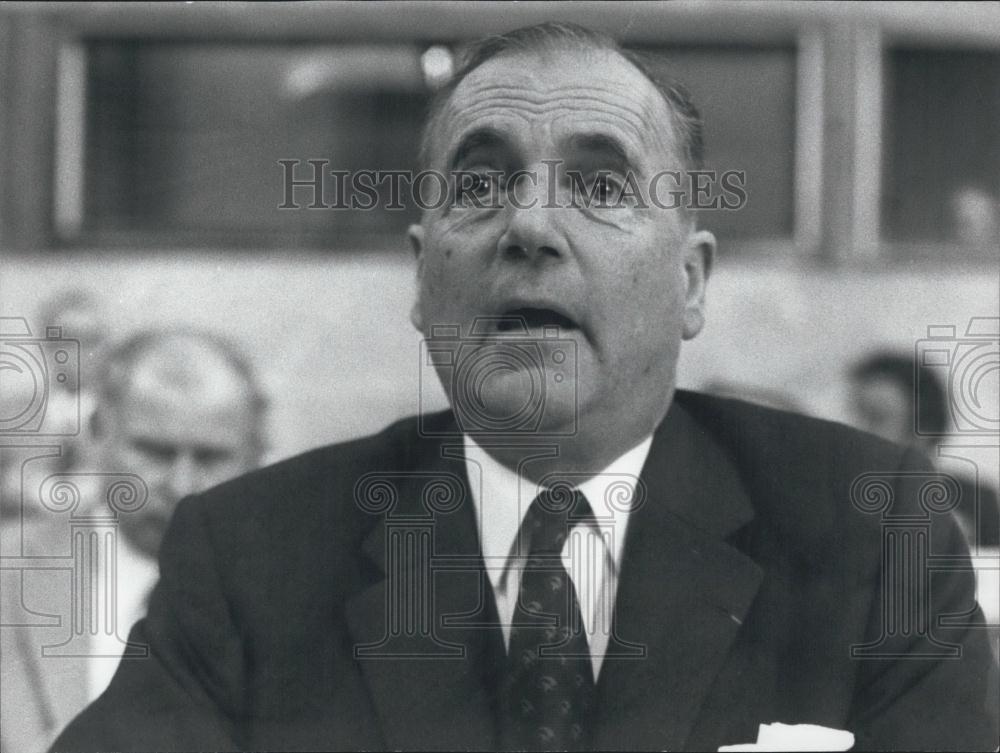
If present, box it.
[86,533,159,701]
[463,435,653,678]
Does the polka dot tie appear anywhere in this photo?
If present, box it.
[501,488,596,751]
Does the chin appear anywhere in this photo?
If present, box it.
[453,374,580,438]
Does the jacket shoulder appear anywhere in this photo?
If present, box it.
[168,412,441,552]
[675,388,912,477]
[674,390,938,576]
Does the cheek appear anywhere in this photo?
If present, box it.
[419,230,491,312]
[417,257,450,317]
[202,461,240,487]
[594,237,685,328]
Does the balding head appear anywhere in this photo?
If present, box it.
[419,22,704,177]
[99,330,265,417]
[94,329,266,558]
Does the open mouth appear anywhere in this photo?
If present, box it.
[496,307,579,332]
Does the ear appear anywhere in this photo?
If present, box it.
[680,228,715,340]
[407,223,426,333]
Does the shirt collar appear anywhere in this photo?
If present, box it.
[116,530,160,600]
[463,434,654,583]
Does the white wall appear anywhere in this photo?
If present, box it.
[2,251,997,485]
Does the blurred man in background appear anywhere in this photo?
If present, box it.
[84,328,268,693]
[1,328,266,753]
[93,329,267,565]
[849,350,1000,658]
[849,351,1000,550]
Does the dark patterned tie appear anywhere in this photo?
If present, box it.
[501,488,596,751]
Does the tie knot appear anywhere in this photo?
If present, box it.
[521,487,594,557]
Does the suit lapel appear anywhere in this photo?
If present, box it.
[344,433,504,750]
[345,400,764,751]
[592,399,764,751]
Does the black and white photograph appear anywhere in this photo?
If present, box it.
[1,2,998,751]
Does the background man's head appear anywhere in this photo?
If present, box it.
[93,329,266,558]
[408,23,716,466]
[848,351,948,447]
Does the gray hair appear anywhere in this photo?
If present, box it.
[95,327,268,439]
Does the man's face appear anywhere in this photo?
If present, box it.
[410,48,713,447]
[100,376,259,558]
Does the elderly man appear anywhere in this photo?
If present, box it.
[83,329,267,693]
[2,329,265,753]
[53,23,997,752]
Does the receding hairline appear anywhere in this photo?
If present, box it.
[442,48,672,161]
[418,23,704,175]
[96,328,268,422]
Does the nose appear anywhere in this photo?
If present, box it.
[497,169,568,264]
[165,452,199,504]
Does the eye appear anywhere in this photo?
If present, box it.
[131,438,177,464]
[568,169,629,208]
[591,174,621,205]
[456,169,503,207]
[193,447,233,466]
[471,173,496,197]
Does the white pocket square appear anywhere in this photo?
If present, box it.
[719,722,855,751]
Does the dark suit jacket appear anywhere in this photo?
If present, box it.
[51,392,999,751]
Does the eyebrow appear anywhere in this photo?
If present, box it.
[448,128,508,171]
[566,132,637,174]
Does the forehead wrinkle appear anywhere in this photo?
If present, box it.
[455,84,654,126]
[458,62,666,112]
[438,57,681,171]
[447,98,671,161]
[459,96,650,131]
[458,84,652,113]
[451,107,665,175]
[460,75,659,108]
[460,99,647,138]
[455,91,656,141]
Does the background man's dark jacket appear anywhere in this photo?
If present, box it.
[52,391,999,751]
